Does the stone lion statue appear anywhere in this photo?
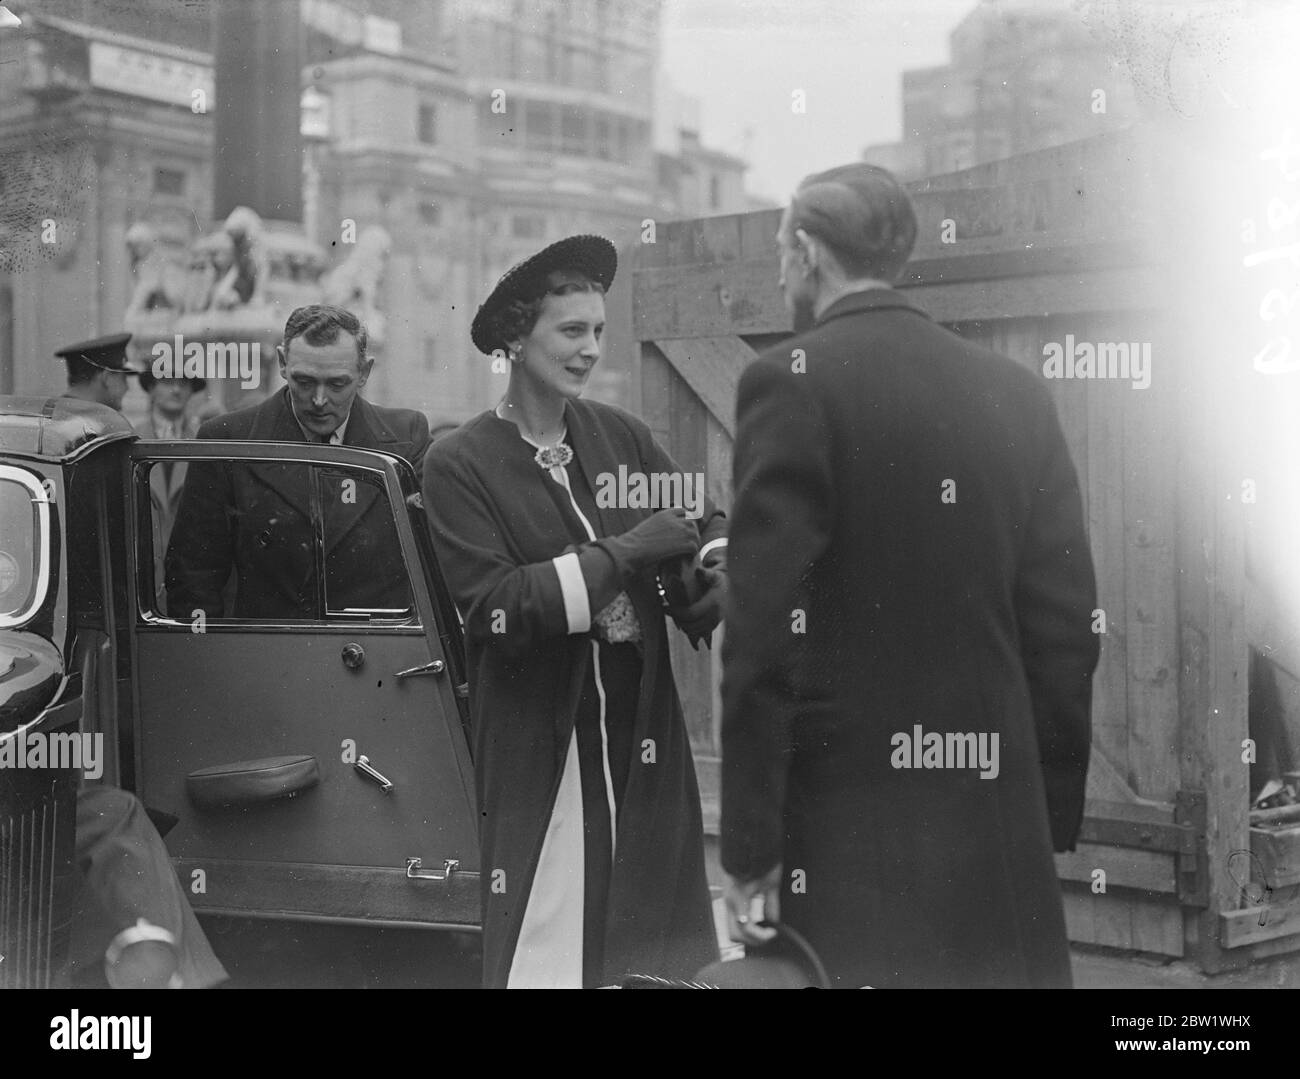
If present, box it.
[210,205,268,310]
[123,222,186,330]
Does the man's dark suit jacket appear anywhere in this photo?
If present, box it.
[164,389,430,620]
[721,288,1099,989]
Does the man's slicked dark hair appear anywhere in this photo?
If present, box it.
[790,163,918,283]
[282,304,368,366]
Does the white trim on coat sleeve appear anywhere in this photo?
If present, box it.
[699,537,729,563]
[552,551,592,634]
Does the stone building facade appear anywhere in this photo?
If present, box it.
[0,0,751,426]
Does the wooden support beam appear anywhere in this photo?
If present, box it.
[633,258,1165,341]
[1055,844,1178,894]
[649,337,756,439]
[1219,895,1300,948]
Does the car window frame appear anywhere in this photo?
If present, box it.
[0,463,53,629]
[128,441,431,635]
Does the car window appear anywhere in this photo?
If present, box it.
[318,467,415,620]
[135,457,419,627]
[0,466,50,628]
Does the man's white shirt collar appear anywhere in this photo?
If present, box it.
[293,407,351,445]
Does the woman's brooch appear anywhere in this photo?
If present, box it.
[534,443,573,470]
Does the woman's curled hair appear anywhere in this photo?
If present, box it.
[489,270,605,353]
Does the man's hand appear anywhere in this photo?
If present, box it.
[724,863,781,945]
[668,565,727,648]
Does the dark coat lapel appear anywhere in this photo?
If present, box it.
[240,390,314,523]
[564,400,634,540]
[255,393,389,559]
[560,401,666,742]
[340,395,408,454]
[341,395,379,449]
[245,389,309,442]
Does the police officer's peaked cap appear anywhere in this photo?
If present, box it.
[54,332,143,375]
[471,234,617,357]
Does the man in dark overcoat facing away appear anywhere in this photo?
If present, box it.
[720,164,1099,989]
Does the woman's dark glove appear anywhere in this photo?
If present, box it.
[668,565,727,649]
[598,508,699,578]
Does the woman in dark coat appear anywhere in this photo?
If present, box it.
[422,236,726,988]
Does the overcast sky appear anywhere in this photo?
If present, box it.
[660,0,977,203]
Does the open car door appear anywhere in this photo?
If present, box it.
[126,440,478,930]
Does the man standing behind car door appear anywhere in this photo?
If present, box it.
[164,304,430,621]
[135,368,209,614]
[719,164,1099,989]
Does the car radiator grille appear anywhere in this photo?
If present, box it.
[0,770,77,988]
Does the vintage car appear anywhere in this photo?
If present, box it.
[0,396,480,987]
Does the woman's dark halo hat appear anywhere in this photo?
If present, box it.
[471,234,617,358]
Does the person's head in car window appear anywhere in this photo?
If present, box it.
[276,305,375,442]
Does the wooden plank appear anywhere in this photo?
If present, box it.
[1170,281,1251,973]
[1129,900,1186,957]
[1086,746,1167,807]
[634,257,786,340]
[653,336,756,439]
[669,355,718,756]
[608,244,640,414]
[634,256,1163,341]
[907,130,1146,196]
[1252,825,1300,889]
[1084,798,1177,826]
[1082,314,1132,793]
[633,224,667,269]
[704,408,733,513]
[1120,317,1181,804]
[1056,844,1178,894]
[663,217,697,271]
[1078,815,1192,855]
[695,214,743,265]
[639,341,675,449]
[1219,895,1300,948]
[1050,325,1090,526]
[908,157,1147,244]
[1247,572,1300,683]
[1061,887,1184,956]
[912,267,1166,324]
[704,409,732,756]
[1080,346,1184,972]
[903,238,1147,286]
[740,209,778,260]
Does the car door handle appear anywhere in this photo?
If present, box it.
[353,754,394,793]
[396,659,444,678]
[406,858,459,882]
